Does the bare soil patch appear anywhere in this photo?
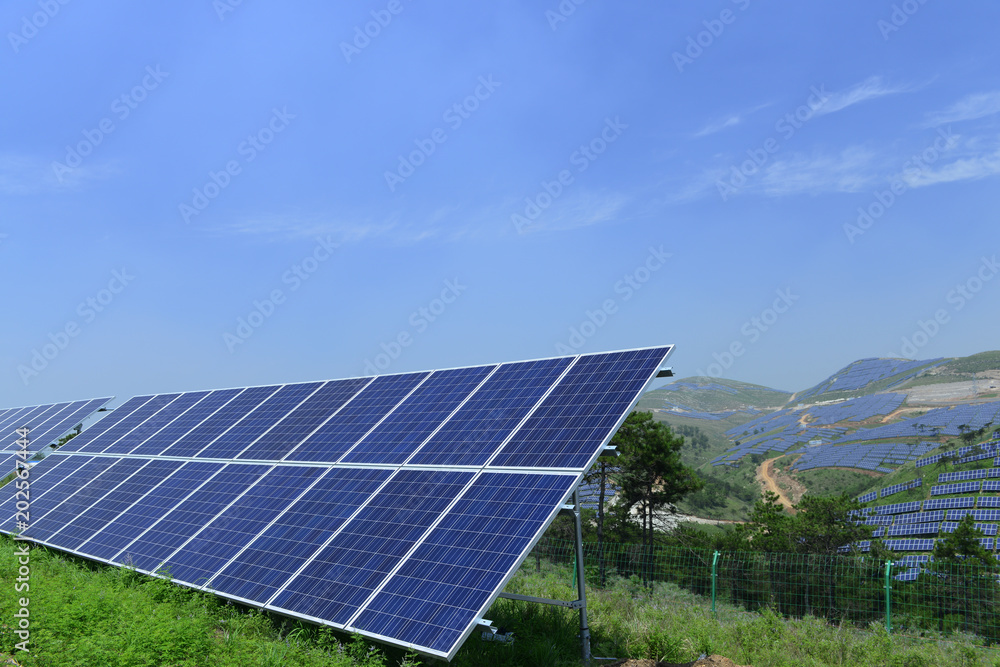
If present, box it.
[756,457,801,513]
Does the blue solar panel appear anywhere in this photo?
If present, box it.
[1,398,112,453]
[984,480,1000,492]
[931,481,982,496]
[155,465,327,586]
[100,392,211,454]
[5,346,675,660]
[237,378,372,460]
[884,539,935,551]
[895,511,945,525]
[205,467,392,603]
[285,372,430,463]
[76,461,223,561]
[157,387,281,458]
[59,396,158,453]
[408,358,575,467]
[22,458,151,544]
[887,523,939,538]
[489,348,668,469]
[270,469,474,625]
[0,455,95,534]
[979,496,1000,508]
[923,497,976,510]
[342,366,495,465]
[352,472,579,652]
[196,383,324,459]
[111,463,271,572]
[126,389,242,456]
[44,459,187,551]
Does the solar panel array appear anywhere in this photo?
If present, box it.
[923,497,977,511]
[1,346,672,660]
[930,481,982,496]
[884,539,935,552]
[0,398,112,473]
[797,358,944,399]
[886,523,939,538]
[938,468,1000,483]
[880,477,922,498]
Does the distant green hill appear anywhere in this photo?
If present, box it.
[638,377,791,414]
[634,351,1000,519]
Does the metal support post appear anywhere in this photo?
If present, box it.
[573,489,592,666]
[711,551,720,617]
[884,560,892,634]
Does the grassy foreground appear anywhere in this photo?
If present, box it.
[3,536,1000,667]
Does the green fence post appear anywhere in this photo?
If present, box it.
[711,551,720,618]
[884,560,892,634]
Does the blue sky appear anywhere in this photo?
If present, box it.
[2,0,999,409]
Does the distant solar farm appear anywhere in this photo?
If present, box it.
[646,357,1000,474]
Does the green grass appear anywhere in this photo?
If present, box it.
[795,468,878,499]
[4,537,1000,666]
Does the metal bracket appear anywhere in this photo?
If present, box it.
[656,367,674,378]
[557,503,576,516]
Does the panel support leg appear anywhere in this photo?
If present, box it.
[573,489,591,666]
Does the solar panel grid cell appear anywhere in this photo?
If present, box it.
[285,372,430,463]
[343,367,496,465]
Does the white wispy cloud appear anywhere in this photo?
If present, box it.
[813,76,913,117]
[901,147,1000,188]
[923,91,1000,127]
[760,147,882,195]
[0,153,116,194]
[693,103,771,138]
[510,189,632,235]
[218,214,401,244]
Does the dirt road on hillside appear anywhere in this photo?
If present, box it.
[757,457,797,514]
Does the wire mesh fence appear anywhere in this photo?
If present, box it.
[530,537,1000,642]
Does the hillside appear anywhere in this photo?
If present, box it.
[642,351,1000,519]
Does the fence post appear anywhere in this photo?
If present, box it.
[884,560,892,634]
[572,548,577,588]
[711,551,720,618]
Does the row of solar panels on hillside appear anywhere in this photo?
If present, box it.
[842,538,996,554]
[837,403,1000,443]
[880,477,922,498]
[915,440,1000,467]
[0,398,112,474]
[858,496,1000,516]
[1,346,673,661]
